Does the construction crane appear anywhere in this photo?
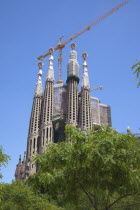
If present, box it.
[57,35,65,83]
[90,86,103,92]
[79,86,103,97]
[37,0,130,82]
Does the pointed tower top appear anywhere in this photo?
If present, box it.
[38,61,43,69]
[127,126,131,134]
[35,62,43,97]
[18,155,21,165]
[81,52,90,89]
[69,43,77,60]
[37,61,43,76]
[67,43,79,82]
[82,52,88,60]
[46,48,54,81]
[23,151,26,162]
[49,47,54,54]
[71,43,76,50]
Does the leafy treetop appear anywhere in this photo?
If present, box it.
[28,125,140,210]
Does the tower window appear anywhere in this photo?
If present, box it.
[46,128,48,138]
[33,138,36,149]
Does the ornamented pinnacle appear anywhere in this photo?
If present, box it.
[37,61,43,76]
[69,43,77,60]
[23,151,26,161]
[38,62,43,69]
[49,48,54,55]
[35,62,43,97]
[81,52,90,89]
[67,43,79,80]
[82,52,88,60]
[71,43,76,50]
[46,48,54,81]
[127,126,131,134]
[19,155,21,164]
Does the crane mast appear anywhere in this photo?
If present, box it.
[57,36,64,83]
[38,0,130,82]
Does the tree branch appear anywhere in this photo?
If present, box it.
[107,192,137,209]
[112,202,140,209]
[79,182,98,210]
[105,190,110,209]
[86,189,96,198]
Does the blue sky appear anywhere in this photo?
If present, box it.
[0,0,140,183]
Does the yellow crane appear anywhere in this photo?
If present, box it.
[38,0,130,82]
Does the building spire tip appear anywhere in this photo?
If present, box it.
[81,52,90,89]
[49,48,54,55]
[82,52,88,60]
[18,155,21,164]
[38,61,43,69]
[34,62,43,96]
[46,48,54,81]
[71,43,76,50]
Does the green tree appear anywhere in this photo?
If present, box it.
[28,126,140,210]
[132,61,140,87]
[0,181,62,210]
[0,147,10,179]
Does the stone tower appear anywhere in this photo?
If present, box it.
[40,49,54,153]
[15,43,112,180]
[66,43,79,126]
[15,155,22,180]
[25,62,43,178]
[79,53,92,130]
[15,152,26,180]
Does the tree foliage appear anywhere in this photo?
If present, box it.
[0,181,62,210]
[132,61,140,87]
[0,147,10,179]
[27,126,140,210]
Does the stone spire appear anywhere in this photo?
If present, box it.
[34,62,43,97]
[22,63,43,179]
[40,48,54,152]
[79,53,92,131]
[127,126,131,134]
[66,43,79,126]
[23,151,26,161]
[20,153,26,180]
[46,48,54,81]
[81,53,90,89]
[67,43,79,82]
[18,155,21,164]
[15,155,21,180]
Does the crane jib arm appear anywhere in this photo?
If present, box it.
[37,0,131,61]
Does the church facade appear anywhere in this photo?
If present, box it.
[15,44,111,180]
